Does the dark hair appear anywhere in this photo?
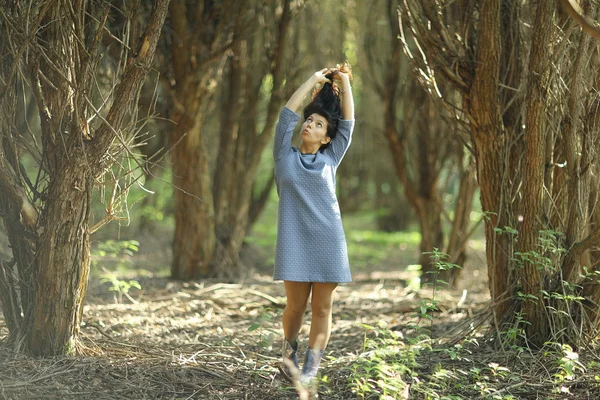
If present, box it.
[303,80,341,151]
[302,63,352,151]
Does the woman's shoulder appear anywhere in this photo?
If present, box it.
[281,106,301,119]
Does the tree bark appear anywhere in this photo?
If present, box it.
[445,155,478,287]
[562,30,592,283]
[28,165,92,356]
[467,0,515,324]
[517,0,556,346]
[171,110,216,279]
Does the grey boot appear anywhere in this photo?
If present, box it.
[279,338,300,381]
[300,348,324,384]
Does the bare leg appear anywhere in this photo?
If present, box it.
[283,281,312,344]
[308,282,338,350]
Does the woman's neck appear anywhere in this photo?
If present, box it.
[299,142,319,154]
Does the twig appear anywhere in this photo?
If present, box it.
[244,289,283,306]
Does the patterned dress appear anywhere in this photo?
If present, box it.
[273,107,354,283]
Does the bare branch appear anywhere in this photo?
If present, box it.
[90,0,171,161]
[559,0,600,40]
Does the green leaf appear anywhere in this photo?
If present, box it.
[248,323,261,332]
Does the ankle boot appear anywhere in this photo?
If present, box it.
[300,348,324,384]
[279,337,300,381]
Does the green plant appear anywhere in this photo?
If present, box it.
[546,343,586,388]
[100,267,142,303]
[350,322,418,399]
[248,306,279,349]
[497,312,530,353]
[414,248,462,332]
[91,239,140,272]
[93,240,142,303]
[510,230,564,273]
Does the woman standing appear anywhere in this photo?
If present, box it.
[272,64,354,385]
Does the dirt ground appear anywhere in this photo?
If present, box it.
[5,236,599,399]
[0,236,495,400]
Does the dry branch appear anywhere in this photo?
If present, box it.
[560,0,600,39]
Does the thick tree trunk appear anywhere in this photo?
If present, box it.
[212,37,247,276]
[171,112,216,279]
[474,138,515,325]
[28,167,92,356]
[210,0,292,278]
[518,1,555,346]
[562,31,592,283]
[577,68,600,331]
[467,0,515,325]
[167,1,229,280]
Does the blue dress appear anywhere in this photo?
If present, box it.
[273,107,354,283]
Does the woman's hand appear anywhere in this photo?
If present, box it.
[312,68,332,85]
[285,68,331,112]
[329,69,350,86]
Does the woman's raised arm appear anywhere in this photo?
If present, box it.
[285,68,332,113]
[336,72,354,120]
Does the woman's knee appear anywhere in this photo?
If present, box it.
[311,302,332,319]
[284,281,312,314]
[310,282,336,318]
[285,301,308,315]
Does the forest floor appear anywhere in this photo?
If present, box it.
[2,227,600,399]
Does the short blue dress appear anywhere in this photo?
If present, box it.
[272,107,354,283]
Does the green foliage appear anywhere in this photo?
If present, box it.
[92,240,142,303]
[414,249,461,331]
[350,321,419,399]
[347,320,527,399]
[93,239,140,259]
[100,268,142,304]
[503,229,563,272]
[247,306,279,349]
[91,239,140,273]
[497,312,530,354]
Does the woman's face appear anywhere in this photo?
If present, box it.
[301,113,331,147]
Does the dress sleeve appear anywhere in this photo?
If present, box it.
[323,119,355,166]
[273,106,301,161]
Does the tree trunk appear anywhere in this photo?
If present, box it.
[212,35,247,277]
[445,157,477,287]
[28,166,92,356]
[171,110,216,279]
[467,0,515,325]
[517,1,555,346]
[562,30,592,283]
[417,199,445,281]
[211,0,292,278]
[166,0,231,279]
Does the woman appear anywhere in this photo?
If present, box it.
[272,64,354,385]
